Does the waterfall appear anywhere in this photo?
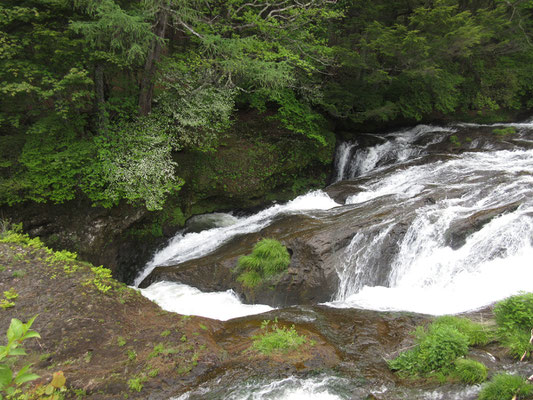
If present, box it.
[333,125,455,182]
[329,147,533,314]
[134,190,340,287]
[137,120,533,320]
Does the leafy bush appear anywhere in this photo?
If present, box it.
[433,316,491,346]
[252,319,307,355]
[494,293,533,333]
[494,293,533,359]
[453,358,487,384]
[478,373,532,400]
[389,320,470,377]
[236,239,290,288]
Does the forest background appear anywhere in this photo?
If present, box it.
[2,0,533,211]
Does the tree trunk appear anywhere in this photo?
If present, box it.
[95,62,108,134]
[138,8,169,116]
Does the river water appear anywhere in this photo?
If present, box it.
[137,121,533,318]
[134,120,533,398]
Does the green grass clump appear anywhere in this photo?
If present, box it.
[478,373,532,400]
[494,293,533,359]
[389,320,471,377]
[252,319,306,355]
[492,127,517,138]
[433,316,491,346]
[453,358,487,384]
[236,239,290,288]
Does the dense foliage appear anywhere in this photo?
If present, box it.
[2,0,533,209]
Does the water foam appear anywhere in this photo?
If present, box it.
[134,190,339,286]
[139,281,273,320]
[330,148,533,314]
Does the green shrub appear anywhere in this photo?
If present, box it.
[236,239,290,288]
[433,316,491,346]
[494,293,533,333]
[478,373,532,400]
[494,293,533,359]
[492,127,517,138]
[453,358,487,384]
[450,135,461,147]
[389,321,469,377]
[252,319,307,355]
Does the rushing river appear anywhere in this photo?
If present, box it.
[137,121,533,318]
[134,120,533,399]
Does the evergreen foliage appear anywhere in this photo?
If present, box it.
[3,0,533,209]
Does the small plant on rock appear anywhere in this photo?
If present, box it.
[453,358,487,384]
[494,292,533,359]
[492,127,517,138]
[252,319,307,355]
[478,373,532,400]
[388,320,470,378]
[236,239,290,288]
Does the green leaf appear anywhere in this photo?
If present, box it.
[0,364,13,389]
[21,331,41,341]
[6,319,23,342]
[14,370,39,385]
[23,315,38,333]
[7,348,26,357]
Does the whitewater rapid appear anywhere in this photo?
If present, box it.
[135,191,340,319]
[138,120,533,319]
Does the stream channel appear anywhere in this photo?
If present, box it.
[135,121,533,399]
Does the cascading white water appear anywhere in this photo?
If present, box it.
[137,120,533,321]
[174,375,353,400]
[333,125,455,181]
[333,142,357,182]
[330,147,533,314]
[135,191,340,319]
[139,281,273,321]
[134,190,340,287]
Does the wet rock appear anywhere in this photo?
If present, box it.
[140,213,348,307]
[446,201,521,249]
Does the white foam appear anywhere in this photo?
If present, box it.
[134,190,339,286]
[175,375,348,400]
[331,148,533,315]
[139,281,273,321]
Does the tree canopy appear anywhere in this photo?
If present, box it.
[1,0,533,209]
